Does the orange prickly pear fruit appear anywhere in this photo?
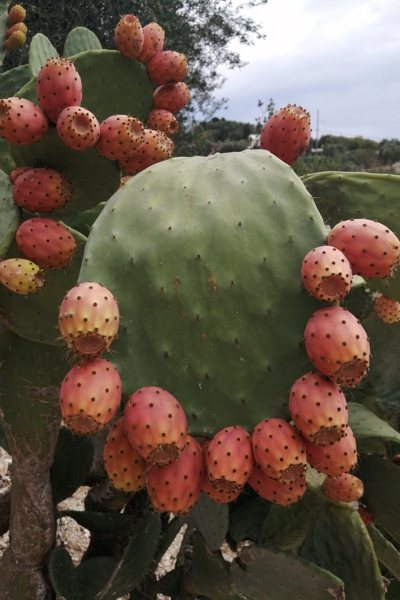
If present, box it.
[260,104,311,166]
[7,4,26,27]
[0,258,45,294]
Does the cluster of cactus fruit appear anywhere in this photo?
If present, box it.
[4,3,27,52]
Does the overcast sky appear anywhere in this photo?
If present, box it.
[213,0,400,142]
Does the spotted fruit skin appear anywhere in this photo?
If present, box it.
[10,165,33,183]
[4,30,26,50]
[58,282,120,358]
[322,473,364,503]
[147,110,179,136]
[16,218,77,270]
[96,114,144,161]
[146,51,188,86]
[146,435,205,514]
[103,416,146,492]
[60,358,122,435]
[12,167,72,213]
[304,306,370,387]
[7,4,26,26]
[249,465,307,507]
[124,386,188,466]
[259,104,311,166]
[202,476,241,504]
[56,106,100,151]
[137,22,165,63]
[305,428,358,477]
[358,505,373,526]
[0,97,49,145]
[6,22,28,38]
[0,258,45,294]
[301,246,353,302]
[374,293,400,324]
[118,129,173,175]
[288,371,348,446]
[36,58,82,123]
[153,82,191,113]
[114,14,144,60]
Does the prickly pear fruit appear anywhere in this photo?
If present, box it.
[301,246,353,302]
[96,114,144,161]
[288,371,348,446]
[36,58,83,123]
[147,109,179,136]
[10,165,33,183]
[56,106,100,151]
[58,281,120,358]
[205,425,254,493]
[249,465,307,507]
[114,14,144,60]
[358,505,373,526]
[118,129,174,175]
[259,104,311,166]
[15,218,77,270]
[322,472,364,503]
[305,427,358,477]
[60,358,122,435]
[146,435,205,514]
[6,22,28,37]
[202,476,241,504]
[103,416,147,492]
[153,82,191,113]
[124,386,188,466]
[7,4,26,26]
[304,305,370,386]
[4,30,26,50]
[0,258,45,294]
[12,167,72,213]
[327,218,400,279]
[251,418,307,483]
[137,22,165,63]
[374,293,400,324]
[146,50,188,86]
[0,97,48,145]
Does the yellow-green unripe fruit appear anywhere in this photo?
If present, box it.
[7,4,26,26]
[0,258,45,294]
[4,30,26,51]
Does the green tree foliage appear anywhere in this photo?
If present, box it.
[378,139,400,165]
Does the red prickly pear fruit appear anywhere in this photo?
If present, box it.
[56,106,100,151]
[202,475,241,504]
[153,82,191,114]
[251,418,307,483]
[301,246,353,303]
[60,358,122,435]
[358,505,373,526]
[124,386,188,466]
[7,4,26,26]
[114,14,144,60]
[6,22,28,37]
[0,258,45,294]
[392,454,400,466]
[305,427,358,477]
[304,305,370,387]
[249,465,307,507]
[146,435,205,514]
[4,30,26,50]
[374,293,400,324]
[288,372,348,446]
[103,416,147,492]
[259,104,311,166]
[0,97,48,145]
[147,109,179,136]
[58,281,120,358]
[327,218,400,279]
[137,22,165,63]
[15,218,77,270]
[322,472,364,503]
[96,114,144,161]
[205,425,254,493]
[36,58,82,123]
[118,129,174,175]
[10,165,33,183]
[146,51,188,86]
[12,167,72,213]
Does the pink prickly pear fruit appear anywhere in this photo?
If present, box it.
[0,97,48,145]
[146,435,205,515]
[12,167,72,213]
[147,109,179,136]
[288,372,348,446]
[301,246,353,303]
[249,465,307,507]
[36,58,82,123]
[103,416,147,492]
[304,305,370,387]
[7,4,26,26]
[114,14,144,60]
[15,218,77,270]
[137,22,165,63]
[146,51,188,86]
[56,106,100,151]
[358,505,373,526]
[391,454,400,466]
[60,358,122,435]
[305,427,358,477]
[6,22,28,37]
[96,114,144,161]
[327,218,400,279]
[4,30,26,50]
[259,104,311,166]
[251,418,307,483]
[322,472,364,503]
[153,82,191,113]
[10,165,33,183]
[58,281,120,358]
[124,386,188,466]
[205,425,254,493]
[202,475,241,504]
[0,258,45,294]
[374,293,400,324]
[118,129,174,175]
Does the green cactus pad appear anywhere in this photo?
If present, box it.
[0,166,19,260]
[348,402,400,454]
[51,427,94,504]
[78,150,328,435]
[387,578,400,598]
[189,492,229,551]
[29,33,59,77]
[0,64,31,97]
[153,515,186,567]
[78,557,119,600]
[229,495,271,543]
[0,10,8,68]
[49,545,83,599]
[63,201,106,238]
[157,565,185,598]
[64,27,102,56]
[367,524,400,582]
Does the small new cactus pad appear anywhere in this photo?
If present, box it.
[153,82,191,113]
[259,104,311,166]
[288,371,348,445]
[305,428,358,477]
[0,258,45,294]
[36,58,83,123]
[7,4,26,26]
[59,358,122,434]
[12,167,72,213]
[147,109,179,136]
[58,281,120,358]
[114,14,144,60]
[327,218,400,279]
[118,128,173,174]
[0,97,49,145]
[202,475,241,504]
[304,306,370,386]
[124,386,188,466]
[4,30,26,51]
[146,51,189,86]
[138,22,165,63]
[251,418,307,483]
[322,473,364,503]
[15,218,77,270]
[373,293,400,324]
[56,106,100,151]
[96,114,144,161]
[249,465,307,507]
[301,245,353,302]
[103,416,147,492]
